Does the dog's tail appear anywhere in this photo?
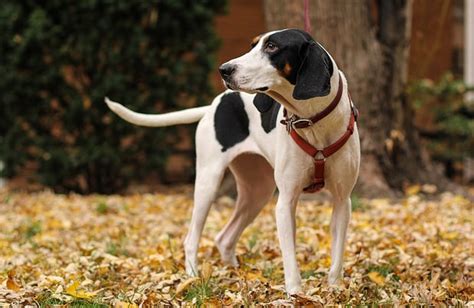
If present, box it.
[104,97,210,127]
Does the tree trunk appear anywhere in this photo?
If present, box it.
[264,0,444,196]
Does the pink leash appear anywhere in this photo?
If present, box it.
[304,0,312,33]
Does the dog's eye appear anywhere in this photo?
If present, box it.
[264,42,278,53]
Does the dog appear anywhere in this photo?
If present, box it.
[105,29,360,294]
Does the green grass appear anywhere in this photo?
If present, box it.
[351,195,367,212]
[262,263,276,280]
[37,292,107,308]
[105,240,129,257]
[247,233,258,251]
[95,202,108,214]
[183,278,213,307]
[368,264,394,279]
[25,220,42,239]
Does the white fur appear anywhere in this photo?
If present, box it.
[105,30,360,295]
[104,97,209,127]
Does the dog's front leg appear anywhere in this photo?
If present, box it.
[275,190,302,295]
[328,197,351,285]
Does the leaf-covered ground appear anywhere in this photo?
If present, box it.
[0,188,472,306]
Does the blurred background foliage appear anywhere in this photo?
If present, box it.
[0,0,227,193]
[408,74,474,180]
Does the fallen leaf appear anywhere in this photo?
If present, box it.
[66,280,95,299]
[175,277,200,296]
[405,185,421,196]
[115,302,138,308]
[6,278,21,292]
[6,270,21,292]
[201,262,213,280]
[368,272,385,286]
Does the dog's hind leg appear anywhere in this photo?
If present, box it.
[328,196,351,285]
[184,161,226,277]
[215,153,275,266]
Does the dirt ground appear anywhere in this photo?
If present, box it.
[0,188,472,306]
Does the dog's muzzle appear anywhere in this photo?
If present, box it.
[219,64,236,83]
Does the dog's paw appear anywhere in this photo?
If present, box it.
[286,284,302,296]
[285,275,302,295]
[185,261,199,277]
[215,236,239,267]
[327,270,342,286]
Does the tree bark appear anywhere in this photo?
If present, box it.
[263,0,444,195]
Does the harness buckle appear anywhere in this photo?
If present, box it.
[285,116,314,133]
[313,151,325,161]
[292,118,314,129]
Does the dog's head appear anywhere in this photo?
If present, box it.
[219,29,334,101]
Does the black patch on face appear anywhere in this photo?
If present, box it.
[253,94,281,133]
[265,29,334,99]
[214,92,250,152]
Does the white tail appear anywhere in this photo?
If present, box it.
[104,97,210,127]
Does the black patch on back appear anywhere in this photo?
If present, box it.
[214,92,249,152]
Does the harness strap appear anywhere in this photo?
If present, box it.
[287,101,358,193]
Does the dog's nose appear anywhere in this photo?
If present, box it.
[219,64,236,80]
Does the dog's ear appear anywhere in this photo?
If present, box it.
[292,42,333,100]
[253,93,276,113]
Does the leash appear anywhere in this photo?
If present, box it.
[304,0,312,33]
[280,73,359,193]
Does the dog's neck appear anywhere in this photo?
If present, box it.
[266,61,352,146]
[267,61,341,119]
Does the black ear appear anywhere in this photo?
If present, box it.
[253,93,276,113]
[292,42,333,100]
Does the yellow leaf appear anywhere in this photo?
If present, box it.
[6,270,21,292]
[201,262,213,280]
[175,277,200,296]
[405,185,421,196]
[82,96,92,110]
[115,301,138,308]
[6,278,21,292]
[440,231,459,240]
[246,271,267,283]
[66,280,95,299]
[321,256,332,267]
[368,272,385,286]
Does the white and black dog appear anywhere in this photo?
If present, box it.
[105,29,360,294]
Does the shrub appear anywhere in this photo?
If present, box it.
[0,1,227,193]
[408,73,474,179]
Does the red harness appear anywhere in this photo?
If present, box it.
[280,73,359,193]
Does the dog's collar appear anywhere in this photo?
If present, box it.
[280,72,343,131]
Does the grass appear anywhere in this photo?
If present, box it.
[95,201,109,214]
[105,240,129,257]
[351,194,367,211]
[183,278,214,307]
[367,264,394,278]
[247,233,258,251]
[37,292,107,308]
[25,220,42,239]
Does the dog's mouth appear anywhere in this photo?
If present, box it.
[224,80,269,93]
[224,81,237,91]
